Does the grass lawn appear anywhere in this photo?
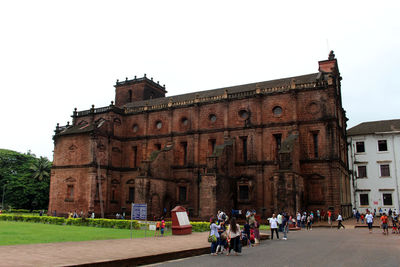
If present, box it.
[0,221,170,246]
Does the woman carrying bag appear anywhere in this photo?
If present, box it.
[226,217,242,256]
[209,217,223,255]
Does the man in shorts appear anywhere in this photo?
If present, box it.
[365,211,374,234]
[381,213,389,235]
[154,220,161,237]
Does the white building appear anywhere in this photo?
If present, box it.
[348,119,400,215]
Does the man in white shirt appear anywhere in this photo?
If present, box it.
[365,211,374,233]
[337,214,345,229]
[296,212,301,228]
[269,214,279,240]
[277,213,283,232]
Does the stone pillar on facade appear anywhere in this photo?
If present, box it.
[135,177,150,204]
[193,133,200,217]
[284,172,295,216]
[256,166,264,213]
[295,174,304,213]
[272,173,279,213]
[199,174,217,219]
[88,168,97,213]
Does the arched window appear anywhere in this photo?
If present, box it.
[273,106,282,116]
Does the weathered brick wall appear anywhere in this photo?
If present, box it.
[50,56,351,219]
[49,167,94,216]
[53,135,93,166]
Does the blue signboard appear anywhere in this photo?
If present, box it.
[131,203,147,220]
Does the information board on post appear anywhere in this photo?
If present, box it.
[130,203,147,239]
[131,203,147,220]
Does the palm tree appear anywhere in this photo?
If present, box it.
[30,157,51,181]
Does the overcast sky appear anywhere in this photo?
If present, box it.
[0,0,399,160]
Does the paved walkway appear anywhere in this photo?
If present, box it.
[0,218,383,267]
[312,217,382,228]
[154,228,400,267]
[0,232,210,267]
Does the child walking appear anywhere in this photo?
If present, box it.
[160,220,166,236]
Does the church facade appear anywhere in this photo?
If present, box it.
[49,51,352,219]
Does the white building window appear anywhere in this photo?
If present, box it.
[380,164,390,177]
[356,141,365,153]
[382,193,393,206]
[378,140,388,152]
[359,193,369,206]
[357,166,367,178]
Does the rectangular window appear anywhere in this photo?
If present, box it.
[313,133,319,158]
[181,142,188,165]
[273,134,282,152]
[95,183,99,199]
[356,141,365,153]
[155,143,161,151]
[241,137,248,162]
[357,166,367,178]
[111,189,115,201]
[359,194,369,206]
[378,140,388,151]
[209,139,216,155]
[179,186,187,202]
[239,185,249,200]
[383,193,393,206]
[380,164,390,177]
[128,187,135,202]
[133,146,137,168]
[67,185,74,200]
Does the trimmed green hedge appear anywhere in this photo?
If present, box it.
[0,214,209,231]
[190,222,210,232]
[0,215,140,229]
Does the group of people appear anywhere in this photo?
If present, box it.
[209,206,400,257]
[296,211,317,230]
[354,207,397,219]
[154,218,166,237]
[115,213,126,219]
[268,213,290,240]
[271,210,347,232]
[360,210,400,235]
[67,210,98,219]
[209,210,261,256]
[67,210,85,219]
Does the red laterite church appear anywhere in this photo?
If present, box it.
[49,51,352,219]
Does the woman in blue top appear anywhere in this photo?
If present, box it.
[210,217,223,255]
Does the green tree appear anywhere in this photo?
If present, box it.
[30,156,51,181]
[0,149,51,210]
